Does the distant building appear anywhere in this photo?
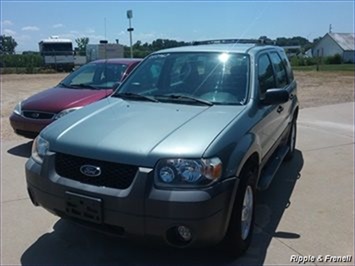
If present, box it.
[281,45,302,57]
[86,41,124,62]
[304,48,313,58]
[312,33,354,63]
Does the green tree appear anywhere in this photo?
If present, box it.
[0,35,17,55]
[75,37,89,56]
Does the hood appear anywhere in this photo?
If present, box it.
[43,98,246,167]
[21,86,112,112]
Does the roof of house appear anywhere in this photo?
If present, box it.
[328,33,354,51]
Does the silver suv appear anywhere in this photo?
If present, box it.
[26,39,298,257]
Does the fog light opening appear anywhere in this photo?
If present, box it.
[166,225,193,247]
[177,225,192,242]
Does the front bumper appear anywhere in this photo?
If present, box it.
[26,155,238,247]
[9,113,51,138]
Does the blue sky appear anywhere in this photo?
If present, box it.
[1,1,354,52]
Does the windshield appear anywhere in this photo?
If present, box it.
[60,63,128,89]
[115,52,249,105]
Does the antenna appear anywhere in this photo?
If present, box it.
[329,24,332,33]
[104,17,107,59]
[104,17,107,40]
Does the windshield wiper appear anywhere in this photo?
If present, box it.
[156,94,213,106]
[70,83,100,90]
[58,82,75,89]
[113,92,159,103]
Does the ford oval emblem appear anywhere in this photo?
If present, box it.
[80,165,101,177]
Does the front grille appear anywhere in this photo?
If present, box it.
[55,153,138,189]
[22,110,55,119]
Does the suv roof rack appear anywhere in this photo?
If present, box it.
[192,38,275,46]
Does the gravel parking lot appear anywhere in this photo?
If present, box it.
[1,71,354,264]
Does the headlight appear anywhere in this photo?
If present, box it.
[13,101,22,115]
[155,157,222,188]
[54,107,82,120]
[31,136,49,164]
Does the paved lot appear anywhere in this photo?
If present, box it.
[1,102,354,265]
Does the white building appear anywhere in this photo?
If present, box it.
[312,33,354,63]
[86,42,124,62]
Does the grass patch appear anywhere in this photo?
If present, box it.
[293,64,355,72]
[0,67,67,74]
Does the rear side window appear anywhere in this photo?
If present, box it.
[258,54,275,97]
[270,52,288,88]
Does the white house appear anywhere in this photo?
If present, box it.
[312,33,354,63]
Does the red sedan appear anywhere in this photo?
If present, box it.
[10,58,142,138]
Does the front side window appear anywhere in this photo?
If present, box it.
[258,54,275,98]
[117,52,250,105]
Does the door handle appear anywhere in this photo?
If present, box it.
[277,106,284,113]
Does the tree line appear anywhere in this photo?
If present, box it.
[1,34,319,56]
[0,34,340,73]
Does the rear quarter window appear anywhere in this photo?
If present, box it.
[278,50,294,82]
[269,52,288,88]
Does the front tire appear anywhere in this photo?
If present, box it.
[221,166,257,257]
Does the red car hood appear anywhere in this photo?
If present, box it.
[21,86,113,112]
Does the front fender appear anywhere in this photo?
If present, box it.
[225,132,261,179]
[215,132,261,238]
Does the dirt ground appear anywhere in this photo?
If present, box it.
[1,71,354,141]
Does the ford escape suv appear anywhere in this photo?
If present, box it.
[26,39,298,256]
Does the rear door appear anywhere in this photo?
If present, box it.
[269,51,294,136]
[255,52,281,159]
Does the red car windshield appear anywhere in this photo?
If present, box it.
[60,63,128,90]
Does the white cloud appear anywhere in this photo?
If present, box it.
[53,23,64,28]
[85,28,95,34]
[57,33,75,40]
[2,20,13,26]
[17,34,31,41]
[22,26,40,31]
[3,29,17,36]
[70,30,79,34]
[86,34,105,42]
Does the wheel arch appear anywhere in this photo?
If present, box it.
[221,142,261,239]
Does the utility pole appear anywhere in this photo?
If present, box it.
[127,10,134,58]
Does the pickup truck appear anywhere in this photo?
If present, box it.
[26,39,298,257]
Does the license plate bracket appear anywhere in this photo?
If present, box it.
[65,191,102,224]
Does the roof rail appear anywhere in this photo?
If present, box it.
[192,38,275,46]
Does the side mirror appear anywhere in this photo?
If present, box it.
[261,88,289,105]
